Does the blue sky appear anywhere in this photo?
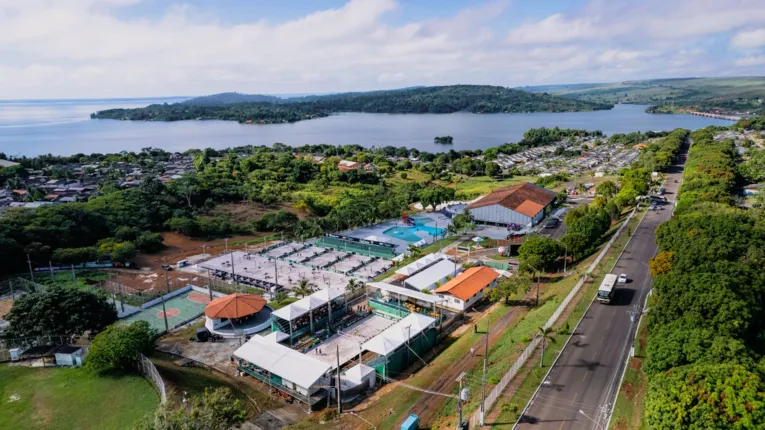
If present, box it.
[1,0,764,98]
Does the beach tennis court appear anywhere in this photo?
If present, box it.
[121,290,211,332]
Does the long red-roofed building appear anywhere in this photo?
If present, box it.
[465,182,557,227]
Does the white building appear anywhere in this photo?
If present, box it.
[466,182,557,227]
[434,266,500,312]
[403,259,459,292]
[54,345,85,367]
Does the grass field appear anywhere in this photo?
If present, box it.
[450,175,537,200]
[0,365,158,430]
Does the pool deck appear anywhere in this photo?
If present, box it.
[339,212,452,254]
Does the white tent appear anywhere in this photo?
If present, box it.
[272,288,343,322]
[362,313,436,356]
[264,331,290,343]
[394,253,446,277]
[234,335,330,390]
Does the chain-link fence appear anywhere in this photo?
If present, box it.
[137,353,167,403]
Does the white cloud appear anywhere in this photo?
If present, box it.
[732,29,765,48]
[735,56,765,66]
[0,0,764,98]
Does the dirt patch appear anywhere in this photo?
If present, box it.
[134,232,273,271]
[630,357,643,371]
[623,382,636,400]
[0,298,13,318]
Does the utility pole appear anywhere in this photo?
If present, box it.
[230,252,236,289]
[224,238,229,253]
[161,269,170,333]
[480,315,490,425]
[71,264,77,286]
[336,345,342,415]
[27,253,35,282]
[49,261,54,283]
[456,372,466,430]
[206,269,214,301]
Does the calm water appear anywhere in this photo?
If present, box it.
[0,99,732,157]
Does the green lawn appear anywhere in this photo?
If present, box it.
[0,365,158,430]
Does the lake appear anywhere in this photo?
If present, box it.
[0,98,732,157]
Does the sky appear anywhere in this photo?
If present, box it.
[1,0,765,99]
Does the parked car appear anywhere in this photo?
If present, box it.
[618,273,628,283]
[544,218,560,229]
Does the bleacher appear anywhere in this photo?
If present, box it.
[316,236,397,259]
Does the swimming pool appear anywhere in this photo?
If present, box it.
[383,224,445,242]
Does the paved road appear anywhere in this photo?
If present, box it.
[516,153,687,429]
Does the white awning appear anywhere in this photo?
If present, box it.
[344,363,376,384]
[234,335,330,389]
[395,253,445,277]
[264,331,290,343]
[362,313,436,356]
[403,259,459,291]
[367,282,442,304]
[272,287,344,321]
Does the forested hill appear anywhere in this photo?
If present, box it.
[181,92,283,105]
[91,85,614,124]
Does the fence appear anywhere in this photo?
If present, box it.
[0,277,46,298]
[137,353,167,404]
[469,208,637,427]
[0,334,91,362]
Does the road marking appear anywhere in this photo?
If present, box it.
[559,420,566,430]
[571,392,579,406]
[600,336,604,344]
[606,320,611,329]
[592,352,598,360]
[582,371,589,382]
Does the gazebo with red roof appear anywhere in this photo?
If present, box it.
[204,293,273,338]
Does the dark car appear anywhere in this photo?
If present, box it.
[544,218,560,228]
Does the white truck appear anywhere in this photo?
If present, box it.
[597,274,618,304]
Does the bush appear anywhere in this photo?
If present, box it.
[135,232,165,253]
[87,321,156,373]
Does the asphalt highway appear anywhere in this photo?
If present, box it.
[515,155,687,429]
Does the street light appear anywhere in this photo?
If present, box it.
[224,238,229,253]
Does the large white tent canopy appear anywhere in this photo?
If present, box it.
[361,313,436,356]
[272,287,344,321]
[395,253,446,277]
[234,334,330,389]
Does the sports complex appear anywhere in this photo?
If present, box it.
[121,288,212,332]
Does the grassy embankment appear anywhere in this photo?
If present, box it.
[150,351,281,418]
[608,312,651,430]
[0,365,158,430]
[488,207,646,427]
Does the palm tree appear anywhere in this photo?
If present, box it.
[294,279,314,298]
[345,279,359,294]
[407,244,424,259]
[272,290,289,304]
[538,326,557,368]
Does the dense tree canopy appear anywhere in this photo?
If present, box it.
[86,320,156,373]
[5,287,117,338]
[93,86,613,123]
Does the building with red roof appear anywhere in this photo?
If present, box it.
[465,182,557,227]
[434,266,500,311]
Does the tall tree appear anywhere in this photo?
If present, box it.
[6,287,117,338]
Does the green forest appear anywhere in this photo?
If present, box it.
[643,123,765,428]
[524,77,765,115]
[91,85,613,123]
